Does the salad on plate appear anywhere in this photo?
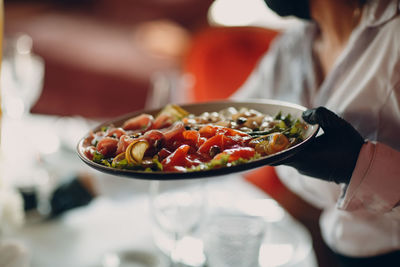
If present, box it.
[81,104,307,173]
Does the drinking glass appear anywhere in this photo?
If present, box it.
[204,214,265,267]
[1,33,44,119]
[149,179,206,266]
[0,31,49,217]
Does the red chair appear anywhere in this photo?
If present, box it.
[183,26,278,101]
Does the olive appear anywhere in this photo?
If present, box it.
[209,145,221,158]
[236,117,247,124]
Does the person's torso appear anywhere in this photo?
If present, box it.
[233,0,400,256]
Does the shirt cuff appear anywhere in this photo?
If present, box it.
[338,141,400,213]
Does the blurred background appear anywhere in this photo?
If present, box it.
[4,0,300,118]
[0,1,330,267]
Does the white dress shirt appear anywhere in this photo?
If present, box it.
[232,0,400,257]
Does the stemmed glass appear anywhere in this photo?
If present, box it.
[1,33,44,119]
[0,33,51,219]
[149,179,206,266]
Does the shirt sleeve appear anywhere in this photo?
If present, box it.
[338,141,400,213]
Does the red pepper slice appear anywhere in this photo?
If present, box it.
[182,130,201,148]
[213,147,256,162]
[199,125,249,138]
[162,144,191,171]
[197,134,235,157]
[158,148,172,161]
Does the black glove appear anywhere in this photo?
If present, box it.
[274,107,365,184]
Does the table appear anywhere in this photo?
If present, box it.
[14,177,317,267]
[2,114,318,267]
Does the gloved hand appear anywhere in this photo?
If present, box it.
[274,107,365,184]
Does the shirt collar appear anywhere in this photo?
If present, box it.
[362,0,399,27]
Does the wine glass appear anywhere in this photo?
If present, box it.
[149,179,206,266]
[1,33,44,119]
[0,33,51,221]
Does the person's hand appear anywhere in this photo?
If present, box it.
[273,107,365,184]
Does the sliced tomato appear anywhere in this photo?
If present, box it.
[224,127,250,137]
[161,144,191,171]
[198,125,217,138]
[96,137,119,157]
[197,134,234,157]
[198,137,207,146]
[213,147,256,162]
[122,114,154,131]
[182,130,201,148]
[199,125,249,138]
[186,154,206,165]
[182,130,199,141]
[158,148,172,161]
